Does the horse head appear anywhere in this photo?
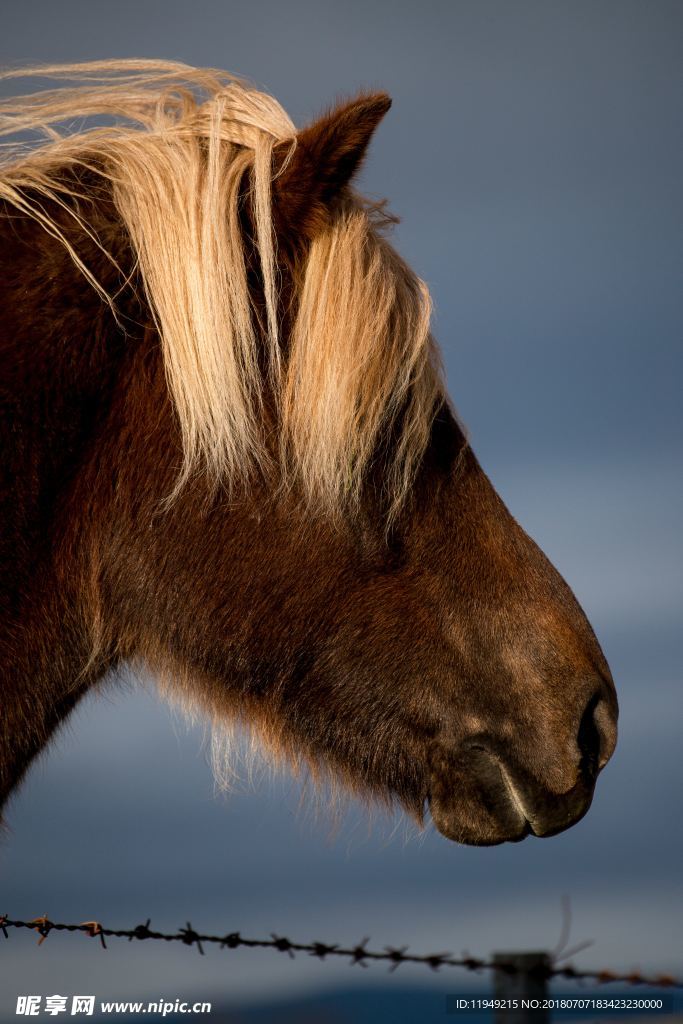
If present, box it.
[0,62,617,844]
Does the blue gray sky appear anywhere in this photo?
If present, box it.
[1,1,681,1018]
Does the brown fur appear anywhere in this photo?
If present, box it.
[0,75,618,845]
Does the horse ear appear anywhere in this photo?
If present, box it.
[273,92,392,243]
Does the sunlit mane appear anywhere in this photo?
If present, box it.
[0,59,444,517]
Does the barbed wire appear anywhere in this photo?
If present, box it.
[0,915,680,990]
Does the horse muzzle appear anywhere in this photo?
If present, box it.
[428,693,618,846]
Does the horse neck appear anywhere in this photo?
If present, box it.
[0,194,139,805]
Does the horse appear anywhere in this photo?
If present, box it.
[0,60,617,846]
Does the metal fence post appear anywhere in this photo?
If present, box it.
[493,951,551,1024]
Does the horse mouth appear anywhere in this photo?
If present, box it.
[427,745,596,846]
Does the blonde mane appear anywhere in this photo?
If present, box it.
[0,59,444,517]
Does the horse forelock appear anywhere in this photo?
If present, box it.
[0,59,445,519]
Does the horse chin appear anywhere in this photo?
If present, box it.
[428,790,531,847]
[429,794,531,847]
[427,745,531,846]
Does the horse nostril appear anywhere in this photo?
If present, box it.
[577,694,602,777]
[577,692,618,776]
